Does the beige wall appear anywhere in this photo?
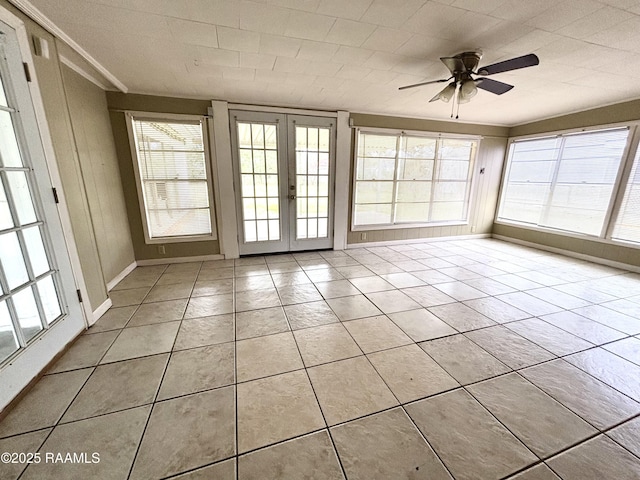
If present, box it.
[106,93,220,260]
[347,113,509,245]
[61,65,135,283]
[495,100,640,266]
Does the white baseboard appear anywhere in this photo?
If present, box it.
[347,233,491,249]
[492,234,640,273]
[106,261,137,292]
[90,297,113,326]
[136,254,224,266]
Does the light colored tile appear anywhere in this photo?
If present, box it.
[144,283,193,303]
[468,373,596,458]
[158,343,235,400]
[331,408,451,480]
[130,388,235,479]
[238,431,342,480]
[236,332,303,382]
[365,289,421,314]
[128,299,188,327]
[608,417,640,458]
[48,330,119,373]
[401,286,456,307]
[343,315,413,353]
[406,389,537,480]
[496,292,563,317]
[237,370,324,453]
[293,323,362,367]
[172,459,236,479]
[87,306,136,333]
[271,271,311,287]
[174,314,234,350]
[314,280,361,299]
[21,406,150,480]
[101,322,180,363]
[434,281,487,301]
[603,336,640,365]
[389,308,457,342]
[0,369,92,438]
[192,278,234,297]
[429,302,496,332]
[308,356,398,426]
[508,464,561,479]
[185,294,233,318]
[463,297,531,324]
[277,284,323,305]
[236,306,289,340]
[349,276,395,293]
[572,305,640,335]
[236,289,281,312]
[284,300,340,329]
[462,277,516,295]
[420,334,510,385]
[506,318,593,356]
[326,295,382,321]
[541,310,626,344]
[234,274,274,292]
[368,344,458,403]
[62,354,168,422]
[0,429,51,480]
[526,287,591,309]
[109,286,150,307]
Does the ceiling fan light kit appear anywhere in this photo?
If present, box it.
[400,50,539,118]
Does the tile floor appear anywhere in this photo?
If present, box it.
[1,238,640,479]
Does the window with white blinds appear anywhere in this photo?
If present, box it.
[498,128,629,236]
[353,131,477,227]
[129,116,216,242]
[612,148,640,243]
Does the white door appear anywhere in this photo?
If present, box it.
[230,111,335,255]
[0,20,83,366]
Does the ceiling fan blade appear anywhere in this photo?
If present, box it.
[398,77,451,91]
[476,78,514,95]
[441,57,466,75]
[477,53,539,76]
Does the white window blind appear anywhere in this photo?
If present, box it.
[498,128,629,236]
[131,117,214,240]
[612,148,640,243]
[354,131,477,227]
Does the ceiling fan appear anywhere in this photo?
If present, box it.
[399,51,539,117]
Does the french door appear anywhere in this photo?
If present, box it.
[230,111,335,255]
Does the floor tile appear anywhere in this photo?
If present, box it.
[236,306,289,340]
[368,344,458,403]
[305,268,344,283]
[0,429,51,480]
[235,265,270,277]
[236,289,281,312]
[293,323,362,367]
[406,389,537,480]
[521,359,640,431]
[463,296,531,324]
[412,269,455,284]
[420,334,510,385]
[348,276,395,293]
[157,271,198,285]
[173,459,236,479]
[314,279,361,299]
[130,388,235,479]
[603,336,640,365]
[565,348,640,401]
[540,310,626,344]
[505,318,593,356]
[127,298,188,327]
[547,435,640,480]
[185,294,234,318]
[277,284,323,305]
[343,315,413,353]
[601,298,640,317]
[48,330,119,373]
[143,282,193,303]
[466,326,555,370]
[494,274,543,290]
[608,417,640,458]
[271,271,311,287]
[197,266,234,281]
[401,285,456,307]
[334,265,374,279]
[62,354,168,422]
[86,306,136,333]
[526,287,591,310]
[388,308,457,341]
[191,278,234,297]
[496,292,563,317]
[468,373,597,458]
[158,343,235,400]
[429,302,496,332]
[21,406,150,480]
[267,261,302,274]
[0,369,92,438]
[308,356,397,426]
[236,332,303,382]
[437,266,482,281]
[554,282,617,304]
[506,464,560,479]
[571,305,640,335]
[101,321,180,363]
[234,274,274,292]
[237,370,324,453]
[462,277,516,295]
[325,295,382,321]
[238,431,342,480]
[331,408,451,480]
[365,289,421,314]
[109,286,151,307]
[284,300,340,329]
[174,314,234,350]
[433,281,487,301]
[366,262,403,275]
[379,272,425,288]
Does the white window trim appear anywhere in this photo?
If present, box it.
[495,123,640,247]
[126,111,218,244]
[351,128,480,231]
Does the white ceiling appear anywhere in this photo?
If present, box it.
[24,0,640,126]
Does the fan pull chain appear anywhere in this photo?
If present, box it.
[455,97,461,119]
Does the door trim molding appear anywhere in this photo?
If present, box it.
[334,111,350,250]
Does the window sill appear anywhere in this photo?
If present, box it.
[351,220,469,232]
[144,234,218,245]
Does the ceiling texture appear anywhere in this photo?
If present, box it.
[23,0,640,125]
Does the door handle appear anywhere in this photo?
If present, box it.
[289,194,296,200]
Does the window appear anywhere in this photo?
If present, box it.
[497,128,629,237]
[128,115,216,242]
[612,147,640,243]
[353,130,477,228]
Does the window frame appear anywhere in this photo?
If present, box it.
[495,122,640,247]
[351,127,480,231]
[126,111,218,244]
